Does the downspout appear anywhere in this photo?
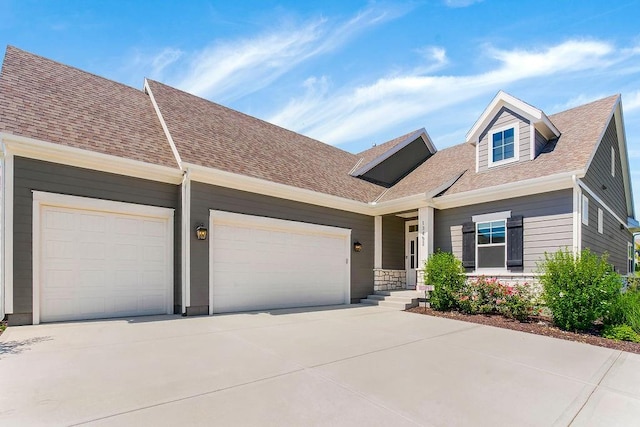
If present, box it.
[181,168,191,314]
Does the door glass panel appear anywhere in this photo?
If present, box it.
[410,240,415,269]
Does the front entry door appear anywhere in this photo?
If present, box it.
[405,220,419,289]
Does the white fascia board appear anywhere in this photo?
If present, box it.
[614,101,635,217]
[1,133,183,185]
[185,163,373,215]
[433,170,583,210]
[350,128,436,177]
[466,91,559,144]
[144,79,184,169]
[371,193,434,216]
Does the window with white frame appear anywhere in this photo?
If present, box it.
[598,208,603,234]
[628,242,634,274]
[490,127,516,165]
[476,220,506,268]
[611,146,616,177]
[582,195,589,226]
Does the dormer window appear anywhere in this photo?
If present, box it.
[489,125,519,167]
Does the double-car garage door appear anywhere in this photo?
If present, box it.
[209,211,351,314]
[33,192,174,324]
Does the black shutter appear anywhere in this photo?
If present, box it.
[462,221,475,269]
[506,215,523,270]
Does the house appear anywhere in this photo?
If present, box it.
[0,46,636,326]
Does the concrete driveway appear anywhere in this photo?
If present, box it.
[1,305,639,426]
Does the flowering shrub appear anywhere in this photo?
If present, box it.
[539,249,621,332]
[457,277,538,321]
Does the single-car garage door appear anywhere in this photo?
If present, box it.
[209,211,351,314]
[33,192,174,324]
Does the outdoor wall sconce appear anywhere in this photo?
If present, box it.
[353,241,362,252]
[196,224,208,240]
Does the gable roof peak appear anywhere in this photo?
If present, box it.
[466,90,560,144]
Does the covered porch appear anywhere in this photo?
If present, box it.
[373,207,434,292]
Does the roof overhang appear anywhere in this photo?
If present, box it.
[432,170,583,210]
[350,128,436,178]
[0,132,183,185]
[466,91,561,144]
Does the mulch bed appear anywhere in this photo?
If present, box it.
[407,306,640,355]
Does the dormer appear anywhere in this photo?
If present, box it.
[466,91,560,172]
[351,128,437,187]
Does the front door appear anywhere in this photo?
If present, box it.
[405,220,419,289]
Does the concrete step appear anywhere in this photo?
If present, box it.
[359,298,417,310]
[360,289,426,310]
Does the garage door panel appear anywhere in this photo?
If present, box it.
[210,212,349,314]
[37,198,172,323]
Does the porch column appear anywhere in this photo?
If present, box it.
[374,215,382,269]
[418,207,434,264]
[417,207,434,287]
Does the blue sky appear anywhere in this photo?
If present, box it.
[1,0,640,209]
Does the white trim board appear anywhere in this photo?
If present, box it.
[1,133,183,185]
[2,146,13,315]
[31,191,175,324]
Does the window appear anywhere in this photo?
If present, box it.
[491,127,515,163]
[476,220,506,269]
[582,195,589,226]
[598,208,603,234]
[629,242,634,274]
[611,147,616,177]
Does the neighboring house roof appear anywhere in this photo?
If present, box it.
[0,46,177,168]
[145,79,385,203]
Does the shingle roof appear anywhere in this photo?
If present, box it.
[0,47,619,207]
[377,143,473,202]
[441,94,619,196]
[146,79,385,202]
[0,46,177,168]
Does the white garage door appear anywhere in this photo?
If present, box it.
[209,211,351,314]
[33,192,174,324]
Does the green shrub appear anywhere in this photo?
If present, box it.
[604,289,640,333]
[603,324,640,343]
[426,251,465,311]
[539,249,621,331]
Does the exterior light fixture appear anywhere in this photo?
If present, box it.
[353,241,362,252]
[196,224,208,240]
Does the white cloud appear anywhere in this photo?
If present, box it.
[269,39,625,145]
[170,5,408,101]
[414,46,449,73]
[625,90,640,112]
[149,48,183,78]
[551,93,608,112]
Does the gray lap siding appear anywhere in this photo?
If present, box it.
[189,182,374,309]
[434,190,574,273]
[381,215,405,270]
[580,116,632,273]
[581,196,631,273]
[12,157,181,324]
